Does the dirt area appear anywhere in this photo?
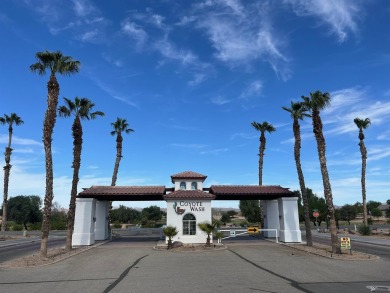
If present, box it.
[285,243,379,260]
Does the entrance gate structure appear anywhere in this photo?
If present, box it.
[72,171,301,247]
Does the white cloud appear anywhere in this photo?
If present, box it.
[239,80,263,99]
[188,73,206,86]
[211,95,231,105]
[320,88,390,136]
[170,143,207,149]
[0,134,42,146]
[285,0,361,42]
[121,19,148,48]
[155,38,198,66]
[200,148,229,155]
[71,0,96,17]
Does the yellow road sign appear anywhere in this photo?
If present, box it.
[247,227,259,234]
[340,237,351,250]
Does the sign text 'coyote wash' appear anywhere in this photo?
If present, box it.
[174,201,205,214]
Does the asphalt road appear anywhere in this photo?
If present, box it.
[0,237,66,263]
[1,237,389,293]
[306,232,390,260]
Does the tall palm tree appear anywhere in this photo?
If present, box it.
[30,50,80,258]
[354,117,371,226]
[302,91,340,254]
[110,118,134,186]
[251,121,276,186]
[58,97,104,251]
[282,102,312,246]
[108,118,134,236]
[0,113,24,234]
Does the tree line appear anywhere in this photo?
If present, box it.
[1,196,166,231]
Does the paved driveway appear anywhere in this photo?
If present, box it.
[0,239,389,293]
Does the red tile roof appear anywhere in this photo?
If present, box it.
[170,171,207,183]
[78,186,166,201]
[164,190,215,200]
[209,185,294,200]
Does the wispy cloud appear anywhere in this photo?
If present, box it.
[192,1,291,80]
[170,143,207,149]
[285,0,361,42]
[88,75,139,108]
[23,0,108,43]
[200,148,229,155]
[322,88,390,136]
[239,80,263,99]
[0,134,42,146]
[121,19,148,49]
[230,133,257,140]
[211,95,232,106]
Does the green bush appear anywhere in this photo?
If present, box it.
[29,222,42,230]
[9,223,23,231]
[358,225,371,236]
[367,218,373,225]
[239,220,249,227]
[112,221,121,229]
[50,221,66,230]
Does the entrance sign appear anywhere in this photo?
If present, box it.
[247,227,259,234]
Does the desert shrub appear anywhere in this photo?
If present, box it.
[112,221,121,228]
[367,218,373,225]
[29,222,42,230]
[358,225,371,236]
[239,220,249,227]
[9,223,23,231]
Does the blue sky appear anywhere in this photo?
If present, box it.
[1,0,389,210]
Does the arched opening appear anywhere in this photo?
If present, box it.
[180,182,186,190]
[191,182,197,190]
[183,213,196,235]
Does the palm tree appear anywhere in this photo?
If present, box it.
[110,118,134,186]
[354,117,371,226]
[108,118,134,236]
[30,50,80,258]
[0,113,24,234]
[240,121,276,226]
[58,97,104,251]
[302,91,340,254]
[282,102,313,246]
[163,225,178,249]
[251,121,276,186]
[198,222,217,247]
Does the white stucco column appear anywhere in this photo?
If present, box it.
[262,200,280,238]
[95,200,109,241]
[72,198,97,246]
[277,197,302,243]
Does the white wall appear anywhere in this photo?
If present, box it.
[166,200,212,244]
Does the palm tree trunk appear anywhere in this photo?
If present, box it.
[313,110,340,254]
[108,133,123,237]
[259,133,266,186]
[359,135,368,226]
[66,116,82,251]
[111,133,123,186]
[293,119,312,246]
[1,147,12,233]
[41,74,59,258]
